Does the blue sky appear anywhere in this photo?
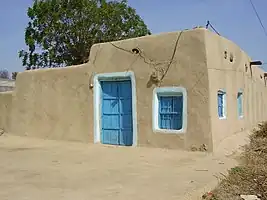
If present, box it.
[1,0,267,72]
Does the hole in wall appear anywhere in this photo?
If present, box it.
[264,73,267,86]
[230,53,234,62]
[224,51,227,59]
[132,48,140,54]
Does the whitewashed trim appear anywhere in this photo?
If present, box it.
[218,89,227,119]
[93,71,138,146]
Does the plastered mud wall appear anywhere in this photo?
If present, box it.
[0,92,13,132]
[205,30,267,149]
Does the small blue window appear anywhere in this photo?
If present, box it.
[158,96,183,130]
[237,92,243,118]
[217,90,226,118]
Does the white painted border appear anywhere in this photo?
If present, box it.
[152,87,187,134]
[218,89,227,119]
[93,71,138,146]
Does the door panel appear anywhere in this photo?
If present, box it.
[101,80,133,146]
[102,130,120,145]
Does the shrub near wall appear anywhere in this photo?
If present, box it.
[0,92,13,132]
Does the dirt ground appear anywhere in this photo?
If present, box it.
[0,135,241,200]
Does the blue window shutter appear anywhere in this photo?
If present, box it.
[159,96,183,130]
[217,93,224,118]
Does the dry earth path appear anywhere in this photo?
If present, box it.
[0,135,241,200]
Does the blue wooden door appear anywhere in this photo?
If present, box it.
[101,80,133,146]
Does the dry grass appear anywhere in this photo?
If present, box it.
[207,122,267,200]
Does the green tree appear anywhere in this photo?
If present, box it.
[19,0,151,70]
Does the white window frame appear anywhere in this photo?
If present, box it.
[217,89,227,119]
[152,87,187,134]
[237,90,244,119]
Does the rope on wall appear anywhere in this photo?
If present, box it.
[159,31,183,82]
[109,30,184,84]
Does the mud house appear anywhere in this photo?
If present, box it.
[0,27,267,152]
[0,78,15,92]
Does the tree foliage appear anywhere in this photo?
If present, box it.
[19,0,151,69]
[0,69,9,79]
